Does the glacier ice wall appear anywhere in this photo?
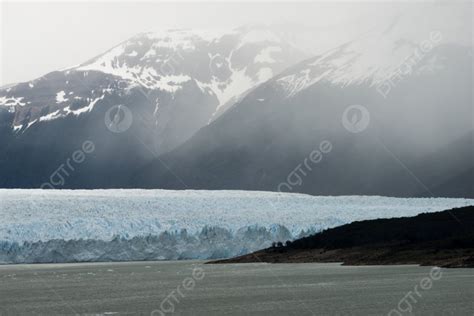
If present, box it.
[1,189,473,264]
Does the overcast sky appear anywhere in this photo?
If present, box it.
[0,1,470,86]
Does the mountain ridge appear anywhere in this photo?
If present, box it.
[133,31,473,197]
[0,25,307,188]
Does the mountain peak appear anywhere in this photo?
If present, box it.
[71,25,305,106]
[0,25,306,161]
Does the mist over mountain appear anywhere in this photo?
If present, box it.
[135,13,473,197]
[0,26,305,188]
[0,5,471,197]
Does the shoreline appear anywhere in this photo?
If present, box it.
[209,247,474,268]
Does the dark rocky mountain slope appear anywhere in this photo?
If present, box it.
[211,206,474,268]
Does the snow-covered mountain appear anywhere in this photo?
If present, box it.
[1,7,471,195]
[136,14,473,197]
[0,26,306,188]
[2,26,305,135]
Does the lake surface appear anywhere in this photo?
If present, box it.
[1,261,472,315]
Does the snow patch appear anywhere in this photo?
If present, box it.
[55,91,68,103]
[277,28,445,97]
[0,96,26,107]
[201,67,254,109]
[39,110,62,122]
[154,74,191,93]
[64,95,104,116]
[26,119,37,129]
[278,69,332,97]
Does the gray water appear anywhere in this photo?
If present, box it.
[0,261,472,315]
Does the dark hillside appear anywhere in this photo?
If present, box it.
[211,206,474,267]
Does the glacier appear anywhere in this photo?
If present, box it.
[1,189,473,264]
